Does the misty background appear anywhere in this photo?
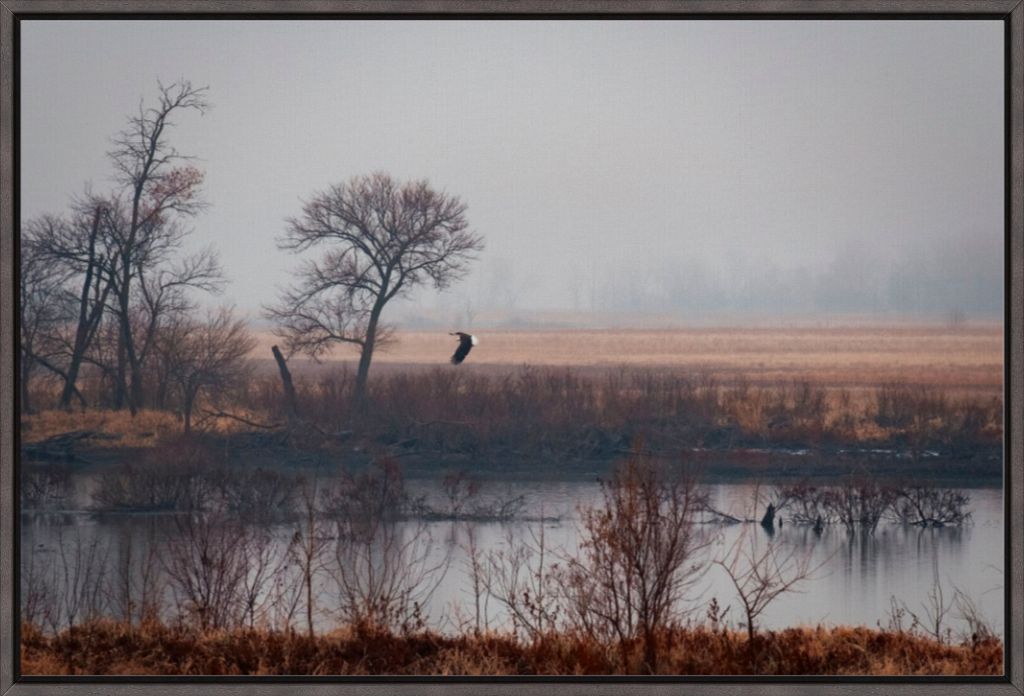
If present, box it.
[20,19,1004,328]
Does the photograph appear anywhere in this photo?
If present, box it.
[9,11,1013,679]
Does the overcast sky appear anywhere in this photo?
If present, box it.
[20,19,1004,325]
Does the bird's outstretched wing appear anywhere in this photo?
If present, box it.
[450,333,474,364]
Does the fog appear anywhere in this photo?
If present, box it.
[21,19,1004,326]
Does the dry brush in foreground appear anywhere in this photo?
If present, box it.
[19,620,1002,676]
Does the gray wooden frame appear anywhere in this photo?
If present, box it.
[0,1,1021,693]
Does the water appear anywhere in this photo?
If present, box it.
[21,478,1004,638]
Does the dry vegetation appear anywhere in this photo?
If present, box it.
[261,325,1003,392]
[229,363,1002,469]
[18,326,1004,675]
[20,409,182,447]
[23,326,1003,468]
[20,621,1002,676]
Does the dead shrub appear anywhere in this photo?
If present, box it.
[91,438,219,511]
[328,459,449,633]
[559,451,714,673]
[889,485,971,527]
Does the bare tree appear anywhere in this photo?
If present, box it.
[155,307,255,434]
[826,474,895,533]
[460,523,491,636]
[20,544,57,630]
[105,80,212,413]
[288,479,332,638]
[484,520,561,642]
[109,521,165,627]
[715,525,824,643]
[238,527,282,629]
[889,484,971,528]
[162,512,250,631]
[328,459,449,633]
[54,526,111,630]
[25,196,119,410]
[18,227,74,412]
[267,172,483,405]
[560,454,715,673]
[771,481,836,528]
[900,579,956,644]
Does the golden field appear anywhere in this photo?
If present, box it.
[255,324,1003,394]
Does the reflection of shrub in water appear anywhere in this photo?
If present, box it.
[161,512,252,631]
[413,473,527,522]
[91,439,217,512]
[321,458,411,523]
[217,467,299,521]
[21,464,73,509]
[326,459,448,634]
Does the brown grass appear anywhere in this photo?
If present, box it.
[239,368,1000,460]
[21,372,1002,471]
[20,620,1002,675]
[20,407,268,447]
[19,409,181,447]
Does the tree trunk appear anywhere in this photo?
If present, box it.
[354,308,382,407]
[60,357,84,411]
[114,330,127,410]
[154,369,169,410]
[271,345,297,419]
[354,344,373,407]
[61,205,105,410]
[642,624,658,674]
[129,361,144,414]
[183,394,193,435]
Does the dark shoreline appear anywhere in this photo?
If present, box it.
[23,434,1004,487]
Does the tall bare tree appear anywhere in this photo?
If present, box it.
[267,172,483,405]
[105,80,212,414]
[28,194,118,410]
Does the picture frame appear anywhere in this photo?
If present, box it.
[1,1,1021,694]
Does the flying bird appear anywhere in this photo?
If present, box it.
[449,332,478,365]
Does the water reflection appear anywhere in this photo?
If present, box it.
[21,480,1004,637]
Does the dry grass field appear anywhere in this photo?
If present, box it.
[255,324,1003,394]
[20,620,1002,676]
[22,323,1003,476]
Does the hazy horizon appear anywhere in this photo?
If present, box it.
[21,19,1005,328]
